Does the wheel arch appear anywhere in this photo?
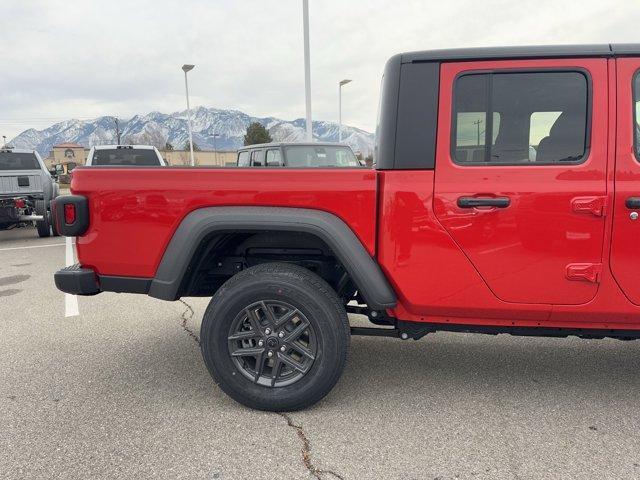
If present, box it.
[148,206,397,310]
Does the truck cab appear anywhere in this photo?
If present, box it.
[53,44,640,411]
[237,142,362,167]
[85,145,166,166]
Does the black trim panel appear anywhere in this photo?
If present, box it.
[397,320,640,341]
[394,62,440,170]
[148,206,397,310]
[52,195,89,236]
[99,276,151,294]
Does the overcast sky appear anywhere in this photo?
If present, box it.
[1,0,639,140]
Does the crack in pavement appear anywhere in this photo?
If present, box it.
[176,299,343,479]
[178,299,200,345]
[277,413,345,480]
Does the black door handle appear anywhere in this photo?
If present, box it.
[457,196,511,209]
[626,197,640,209]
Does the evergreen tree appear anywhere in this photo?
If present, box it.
[243,122,272,146]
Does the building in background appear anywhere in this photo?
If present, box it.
[45,142,88,170]
[45,144,237,169]
[160,150,236,166]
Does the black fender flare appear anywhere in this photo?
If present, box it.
[148,206,397,310]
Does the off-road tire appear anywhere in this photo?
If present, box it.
[200,262,350,411]
[35,200,51,238]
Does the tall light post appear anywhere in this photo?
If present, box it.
[302,0,313,141]
[182,64,195,166]
[213,133,220,165]
[338,79,352,142]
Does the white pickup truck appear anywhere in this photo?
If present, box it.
[0,148,59,237]
[85,145,167,166]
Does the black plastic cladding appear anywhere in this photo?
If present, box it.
[148,206,397,310]
[376,43,640,171]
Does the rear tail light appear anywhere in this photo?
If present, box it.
[64,203,76,224]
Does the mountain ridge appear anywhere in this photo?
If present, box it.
[9,106,374,158]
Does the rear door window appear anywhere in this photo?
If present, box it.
[265,149,283,166]
[237,151,250,166]
[0,152,40,170]
[453,71,589,165]
[250,150,265,166]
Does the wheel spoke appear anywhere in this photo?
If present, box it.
[228,330,259,341]
[260,301,278,325]
[245,307,263,334]
[254,351,266,383]
[273,308,299,328]
[284,319,310,343]
[292,341,315,361]
[270,357,282,387]
[230,346,264,358]
[278,352,308,374]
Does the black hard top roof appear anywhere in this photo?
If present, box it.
[400,44,640,63]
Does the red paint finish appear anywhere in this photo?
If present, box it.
[611,58,640,305]
[434,59,609,305]
[377,170,551,322]
[71,168,377,277]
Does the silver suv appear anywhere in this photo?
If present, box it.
[0,148,60,237]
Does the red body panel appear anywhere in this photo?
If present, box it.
[435,59,608,305]
[72,168,377,277]
[610,58,640,306]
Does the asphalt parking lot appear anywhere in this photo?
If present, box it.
[2,227,640,479]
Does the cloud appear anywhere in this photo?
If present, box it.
[1,0,638,139]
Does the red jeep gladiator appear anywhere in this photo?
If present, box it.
[54,44,640,411]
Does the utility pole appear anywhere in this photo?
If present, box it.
[473,119,483,145]
[182,64,196,166]
[114,118,121,145]
[302,0,313,141]
[213,133,220,165]
[338,79,352,142]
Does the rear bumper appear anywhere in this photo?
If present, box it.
[54,264,100,295]
[54,264,151,296]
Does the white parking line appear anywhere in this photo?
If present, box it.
[64,236,79,317]
[0,242,66,252]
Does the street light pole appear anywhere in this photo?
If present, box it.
[182,64,196,166]
[302,0,313,141]
[114,117,121,145]
[213,133,220,165]
[338,79,352,142]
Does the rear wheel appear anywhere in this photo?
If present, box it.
[35,200,51,238]
[200,262,350,411]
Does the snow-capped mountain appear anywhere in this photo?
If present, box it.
[9,107,374,158]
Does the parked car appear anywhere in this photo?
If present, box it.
[0,148,59,237]
[85,145,167,166]
[237,142,364,167]
[54,44,640,411]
